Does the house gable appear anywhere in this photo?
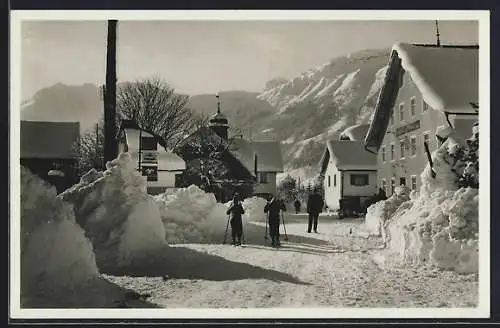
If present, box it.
[365,43,479,153]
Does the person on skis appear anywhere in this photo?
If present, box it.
[264,194,286,247]
[226,192,245,246]
[293,198,301,214]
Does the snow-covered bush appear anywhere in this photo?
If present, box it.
[366,130,479,274]
[154,185,228,243]
[21,167,98,305]
[59,152,166,270]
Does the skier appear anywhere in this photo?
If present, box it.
[293,198,301,214]
[264,194,286,247]
[226,192,245,246]
[306,189,324,233]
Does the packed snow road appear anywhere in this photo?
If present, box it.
[104,215,478,308]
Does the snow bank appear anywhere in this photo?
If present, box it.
[241,196,268,221]
[365,136,479,274]
[21,167,98,303]
[154,189,268,244]
[154,185,228,243]
[59,152,166,269]
[365,186,411,238]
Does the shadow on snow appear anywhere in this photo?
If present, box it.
[100,245,311,286]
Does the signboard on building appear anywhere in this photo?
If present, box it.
[395,120,420,137]
[141,165,158,181]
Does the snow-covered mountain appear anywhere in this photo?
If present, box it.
[254,48,391,180]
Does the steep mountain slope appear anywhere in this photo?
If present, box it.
[255,48,391,176]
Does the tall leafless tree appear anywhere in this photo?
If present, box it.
[117,77,197,149]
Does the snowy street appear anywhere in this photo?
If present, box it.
[100,215,478,308]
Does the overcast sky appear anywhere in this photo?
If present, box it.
[21,20,478,100]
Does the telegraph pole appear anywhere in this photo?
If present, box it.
[104,19,118,163]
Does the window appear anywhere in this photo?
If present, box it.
[381,179,387,195]
[411,175,417,190]
[328,175,331,187]
[140,136,157,151]
[423,132,431,154]
[400,177,406,186]
[410,97,416,117]
[399,103,405,121]
[259,172,269,183]
[381,145,386,162]
[410,136,417,157]
[399,139,406,159]
[350,174,369,186]
[390,143,395,161]
[422,99,429,112]
[391,177,396,195]
[334,174,337,187]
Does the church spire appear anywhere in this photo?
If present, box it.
[209,92,229,140]
[435,20,441,47]
[216,92,221,114]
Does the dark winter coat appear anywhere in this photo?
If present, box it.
[307,193,324,215]
[294,200,301,210]
[264,198,286,221]
[226,201,245,222]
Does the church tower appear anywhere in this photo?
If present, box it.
[209,92,229,140]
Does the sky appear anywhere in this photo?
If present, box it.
[21,20,478,100]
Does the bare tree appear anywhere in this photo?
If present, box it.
[72,120,105,177]
[117,77,196,149]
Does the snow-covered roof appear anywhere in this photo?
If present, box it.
[339,124,370,141]
[120,119,168,149]
[393,43,479,114]
[21,120,80,159]
[319,140,377,172]
[364,43,479,153]
[229,138,284,173]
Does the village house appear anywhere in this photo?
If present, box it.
[21,120,81,193]
[118,119,186,195]
[364,43,479,196]
[175,94,284,201]
[319,140,377,212]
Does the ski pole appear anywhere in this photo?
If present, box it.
[264,212,269,243]
[241,217,246,245]
[282,211,288,241]
[222,214,230,244]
